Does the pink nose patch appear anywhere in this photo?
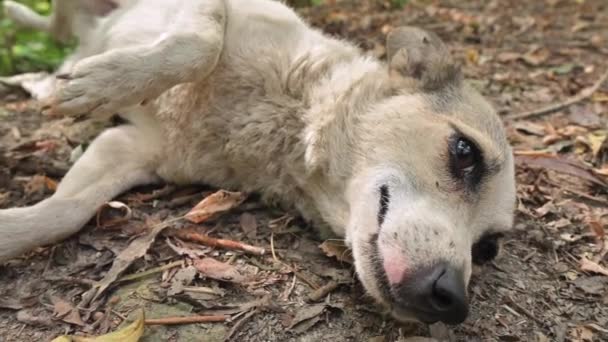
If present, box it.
[381,247,408,285]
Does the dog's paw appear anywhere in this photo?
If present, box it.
[43,53,146,117]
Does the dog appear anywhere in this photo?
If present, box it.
[0,0,516,325]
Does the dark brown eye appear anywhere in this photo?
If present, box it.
[449,136,482,181]
[454,139,476,172]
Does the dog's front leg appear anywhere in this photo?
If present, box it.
[0,125,161,262]
[45,0,227,117]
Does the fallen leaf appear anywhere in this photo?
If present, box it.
[96,201,132,229]
[17,309,54,326]
[167,266,197,296]
[239,213,258,239]
[0,297,24,310]
[580,257,608,276]
[194,257,255,284]
[185,190,247,223]
[52,308,145,342]
[515,153,607,186]
[51,296,85,326]
[572,276,607,295]
[466,48,479,65]
[35,139,59,153]
[24,175,55,196]
[319,240,354,264]
[287,303,327,330]
[521,47,550,66]
[588,218,605,242]
[83,217,169,304]
[568,325,594,342]
[513,121,546,136]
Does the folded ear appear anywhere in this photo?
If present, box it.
[387,26,461,92]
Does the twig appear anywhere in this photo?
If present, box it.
[504,297,547,328]
[168,228,266,255]
[270,232,319,289]
[506,68,608,120]
[117,260,183,283]
[145,314,228,325]
[225,309,258,341]
[307,280,339,302]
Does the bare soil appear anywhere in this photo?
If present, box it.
[1,0,608,341]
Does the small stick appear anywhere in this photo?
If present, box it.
[168,229,266,255]
[307,280,339,302]
[225,309,258,341]
[506,68,608,120]
[145,314,228,325]
[117,260,183,283]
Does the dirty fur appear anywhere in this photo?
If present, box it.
[0,0,516,323]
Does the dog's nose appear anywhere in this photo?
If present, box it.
[394,263,469,325]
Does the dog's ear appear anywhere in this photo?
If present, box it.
[387,26,461,91]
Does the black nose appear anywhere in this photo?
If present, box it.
[393,263,469,325]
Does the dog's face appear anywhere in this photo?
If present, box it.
[344,27,516,325]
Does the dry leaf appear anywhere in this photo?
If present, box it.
[239,213,258,239]
[167,266,197,296]
[96,201,132,228]
[515,153,607,186]
[52,309,145,342]
[319,240,354,264]
[24,175,55,196]
[185,190,247,223]
[568,325,594,342]
[51,296,85,326]
[83,217,169,304]
[588,219,605,242]
[193,257,255,284]
[466,49,479,65]
[580,257,608,276]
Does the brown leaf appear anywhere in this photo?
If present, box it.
[83,216,170,304]
[568,325,595,342]
[239,213,258,239]
[167,266,197,296]
[588,218,605,241]
[185,190,247,223]
[319,240,354,264]
[287,303,327,330]
[515,153,607,186]
[580,257,608,276]
[193,257,255,284]
[521,47,550,66]
[24,175,55,196]
[51,296,85,326]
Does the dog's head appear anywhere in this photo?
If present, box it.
[343,27,516,325]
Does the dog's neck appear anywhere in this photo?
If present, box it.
[299,54,393,236]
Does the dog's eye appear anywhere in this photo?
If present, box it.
[449,136,482,180]
[378,185,390,226]
[472,233,502,265]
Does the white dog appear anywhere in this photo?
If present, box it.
[0,0,516,325]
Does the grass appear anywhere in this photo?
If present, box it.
[0,0,72,76]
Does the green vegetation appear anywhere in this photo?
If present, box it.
[0,0,72,76]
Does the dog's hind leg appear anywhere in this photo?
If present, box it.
[0,124,161,262]
[45,0,227,117]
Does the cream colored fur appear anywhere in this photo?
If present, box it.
[0,0,516,323]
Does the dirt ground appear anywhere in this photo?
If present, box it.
[1,0,608,341]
